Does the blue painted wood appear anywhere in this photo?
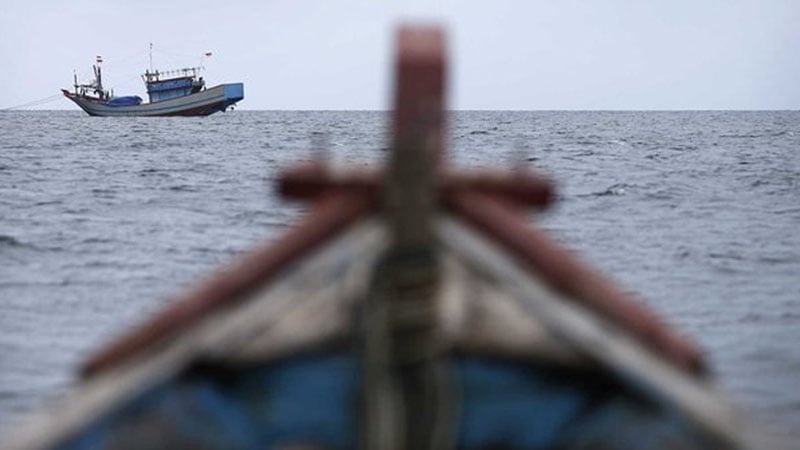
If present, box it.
[56,354,712,449]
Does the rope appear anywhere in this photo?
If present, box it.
[1,93,64,110]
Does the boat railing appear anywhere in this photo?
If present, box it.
[142,66,203,84]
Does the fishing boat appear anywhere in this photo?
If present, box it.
[6,26,744,449]
[61,53,243,117]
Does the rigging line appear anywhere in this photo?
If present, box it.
[1,94,61,110]
[1,94,63,111]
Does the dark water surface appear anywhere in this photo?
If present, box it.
[1,110,798,445]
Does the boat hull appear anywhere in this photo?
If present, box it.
[62,83,243,117]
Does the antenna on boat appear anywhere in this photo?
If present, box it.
[149,42,153,73]
[73,70,78,94]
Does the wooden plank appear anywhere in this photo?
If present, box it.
[279,163,554,210]
[438,254,582,365]
[361,25,450,450]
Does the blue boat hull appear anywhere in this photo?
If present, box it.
[62,83,243,117]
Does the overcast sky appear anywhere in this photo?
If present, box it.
[1,0,798,110]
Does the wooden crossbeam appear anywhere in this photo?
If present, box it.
[278,163,554,209]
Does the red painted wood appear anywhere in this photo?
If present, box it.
[279,163,554,209]
[392,25,446,165]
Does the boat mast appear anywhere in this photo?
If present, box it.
[94,55,104,98]
[149,43,153,74]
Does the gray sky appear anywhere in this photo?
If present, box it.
[2,0,798,110]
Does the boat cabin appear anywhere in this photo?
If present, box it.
[142,67,205,103]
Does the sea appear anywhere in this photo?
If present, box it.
[1,110,798,446]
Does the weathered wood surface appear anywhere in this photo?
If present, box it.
[362,25,449,450]
[439,253,581,365]
[279,163,554,209]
